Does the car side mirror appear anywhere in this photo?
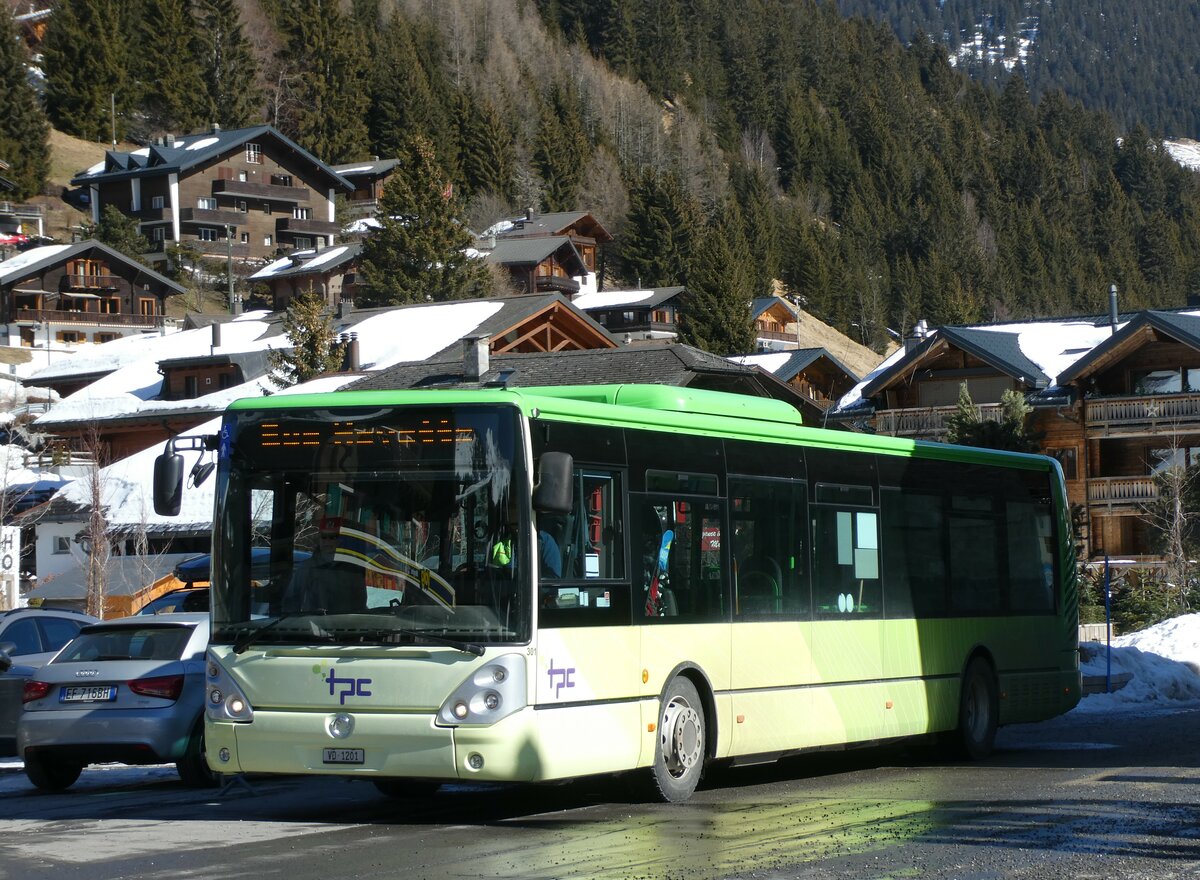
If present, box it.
[153,441,184,516]
[533,452,573,514]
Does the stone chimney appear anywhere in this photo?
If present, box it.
[164,134,175,148]
[210,122,221,134]
[463,335,489,381]
[342,332,360,372]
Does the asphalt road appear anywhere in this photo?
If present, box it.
[2,704,1199,880]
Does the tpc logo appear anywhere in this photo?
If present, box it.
[321,666,373,705]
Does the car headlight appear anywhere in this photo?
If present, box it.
[436,654,526,726]
[206,650,254,723]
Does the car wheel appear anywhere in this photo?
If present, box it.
[955,657,999,760]
[24,752,82,792]
[650,676,706,803]
[373,778,441,798]
[177,722,219,788]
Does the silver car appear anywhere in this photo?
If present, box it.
[16,613,216,791]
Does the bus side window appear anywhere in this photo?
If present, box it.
[635,496,725,622]
[813,499,881,618]
[730,476,809,619]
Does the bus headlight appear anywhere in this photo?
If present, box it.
[205,649,254,723]
[436,654,526,726]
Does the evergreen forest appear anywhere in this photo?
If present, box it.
[7,0,1200,353]
[836,0,1200,142]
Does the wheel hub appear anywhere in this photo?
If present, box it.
[661,700,703,775]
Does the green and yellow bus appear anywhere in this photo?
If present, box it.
[155,384,1080,802]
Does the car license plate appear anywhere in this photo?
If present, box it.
[323,748,364,764]
[60,686,117,703]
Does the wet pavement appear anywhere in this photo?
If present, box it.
[2,704,1199,879]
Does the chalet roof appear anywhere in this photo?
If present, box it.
[71,125,354,192]
[751,297,801,321]
[249,243,362,281]
[0,239,185,294]
[332,159,399,178]
[861,325,1051,400]
[1057,310,1200,384]
[572,287,686,311]
[348,340,801,400]
[489,211,614,244]
[157,349,272,376]
[731,348,859,384]
[484,237,586,276]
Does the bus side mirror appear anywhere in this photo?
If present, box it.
[533,452,573,514]
[153,441,184,516]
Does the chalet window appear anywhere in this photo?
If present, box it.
[623,311,635,322]
[263,234,273,247]
[238,171,247,182]
[293,207,311,220]
[198,227,218,241]
[1049,447,1078,481]
[581,245,596,272]
[185,376,198,398]
[151,227,165,242]
[238,200,248,213]
[96,333,118,343]
[1132,368,1200,395]
[197,197,217,210]
[240,232,249,244]
[246,143,262,164]
[653,309,669,323]
[219,374,232,390]
[271,174,293,187]
[263,202,272,215]
[139,298,156,316]
[1148,447,1200,474]
[100,296,119,314]
[58,331,82,344]
[53,536,71,555]
[596,314,607,325]
[917,376,1013,407]
[151,195,164,209]
[292,236,311,250]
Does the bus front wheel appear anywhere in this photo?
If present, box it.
[955,658,998,760]
[651,677,705,803]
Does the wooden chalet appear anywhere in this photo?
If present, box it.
[71,125,354,264]
[833,308,1200,561]
[481,210,613,297]
[572,287,685,342]
[732,348,860,413]
[0,239,182,350]
[332,159,398,219]
[249,243,362,312]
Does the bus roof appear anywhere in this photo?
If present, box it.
[225,384,1052,472]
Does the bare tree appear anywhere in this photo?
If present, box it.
[1141,425,1197,609]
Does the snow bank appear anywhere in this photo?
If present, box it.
[1075,613,1200,713]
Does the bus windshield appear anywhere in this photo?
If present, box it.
[210,404,528,647]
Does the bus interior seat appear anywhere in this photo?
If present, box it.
[738,555,782,614]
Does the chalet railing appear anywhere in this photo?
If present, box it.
[212,179,310,203]
[189,238,250,258]
[0,201,43,216]
[14,308,160,327]
[1085,393,1200,431]
[59,274,123,292]
[23,448,93,469]
[755,329,796,341]
[1087,476,1158,507]
[275,216,340,236]
[180,206,244,227]
[874,403,1005,437]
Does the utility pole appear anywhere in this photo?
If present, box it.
[110,93,117,149]
[226,224,236,315]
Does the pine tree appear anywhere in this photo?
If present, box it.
[195,0,264,129]
[619,169,702,288]
[945,384,1041,452]
[365,12,445,161]
[357,135,493,306]
[532,83,590,212]
[43,0,132,141]
[85,205,149,263]
[137,0,205,134]
[0,9,49,200]
[268,287,347,388]
[453,90,516,204]
[276,0,369,163]
[677,201,757,355]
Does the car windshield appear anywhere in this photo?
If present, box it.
[55,626,193,662]
[211,404,530,646]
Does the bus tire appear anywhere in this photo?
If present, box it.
[955,657,998,760]
[650,676,705,803]
[373,778,441,798]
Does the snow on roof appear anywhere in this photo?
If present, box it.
[303,245,349,270]
[0,444,70,496]
[343,218,380,234]
[0,244,72,283]
[185,137,219,151]
[354,301,505,370]
[730,352,797,374]
[479,219,515,237]
[336,165,375,174]
[250,253,309,280]
[571,290,655,310]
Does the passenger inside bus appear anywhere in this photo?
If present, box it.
[286,517,366,613]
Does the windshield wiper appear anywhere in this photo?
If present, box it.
[362,626,485,656]
[231,614,333,654]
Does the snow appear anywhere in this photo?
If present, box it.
[302,245,349,270]
[342,218,380,234]
[571,289,656,310]
[185,137,219,151]
[352,300,504,370]
[1076,614,1200,712]
[0,244,72,283]
[336,165,375,174]
[1165,139,1200,172]
[731,352,797,374]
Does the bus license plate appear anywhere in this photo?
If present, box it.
[323,748,364,764]
[60,686,116,703]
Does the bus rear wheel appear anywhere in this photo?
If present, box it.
[650,677,705,803]
[955,657,998,760]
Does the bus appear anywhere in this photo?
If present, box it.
[153,384,1081,802]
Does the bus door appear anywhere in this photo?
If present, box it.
[632,474,731,752]
[808,455,886,746]
[727,475,812,756]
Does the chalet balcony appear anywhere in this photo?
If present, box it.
[0,200,43,217]
[212,179,310,203]
[1084,393,1200,437]
[343,198,378,218]
[14,308,161,328]
[533,275,580,295]
[180,206,244,227]
[1087,476,1158,510]
[756,328,797,342]
[58,274,123,292]
[275,216,340,236]
[190,238,250,258]
[873,403,1005,438]
[135,206,167,221]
